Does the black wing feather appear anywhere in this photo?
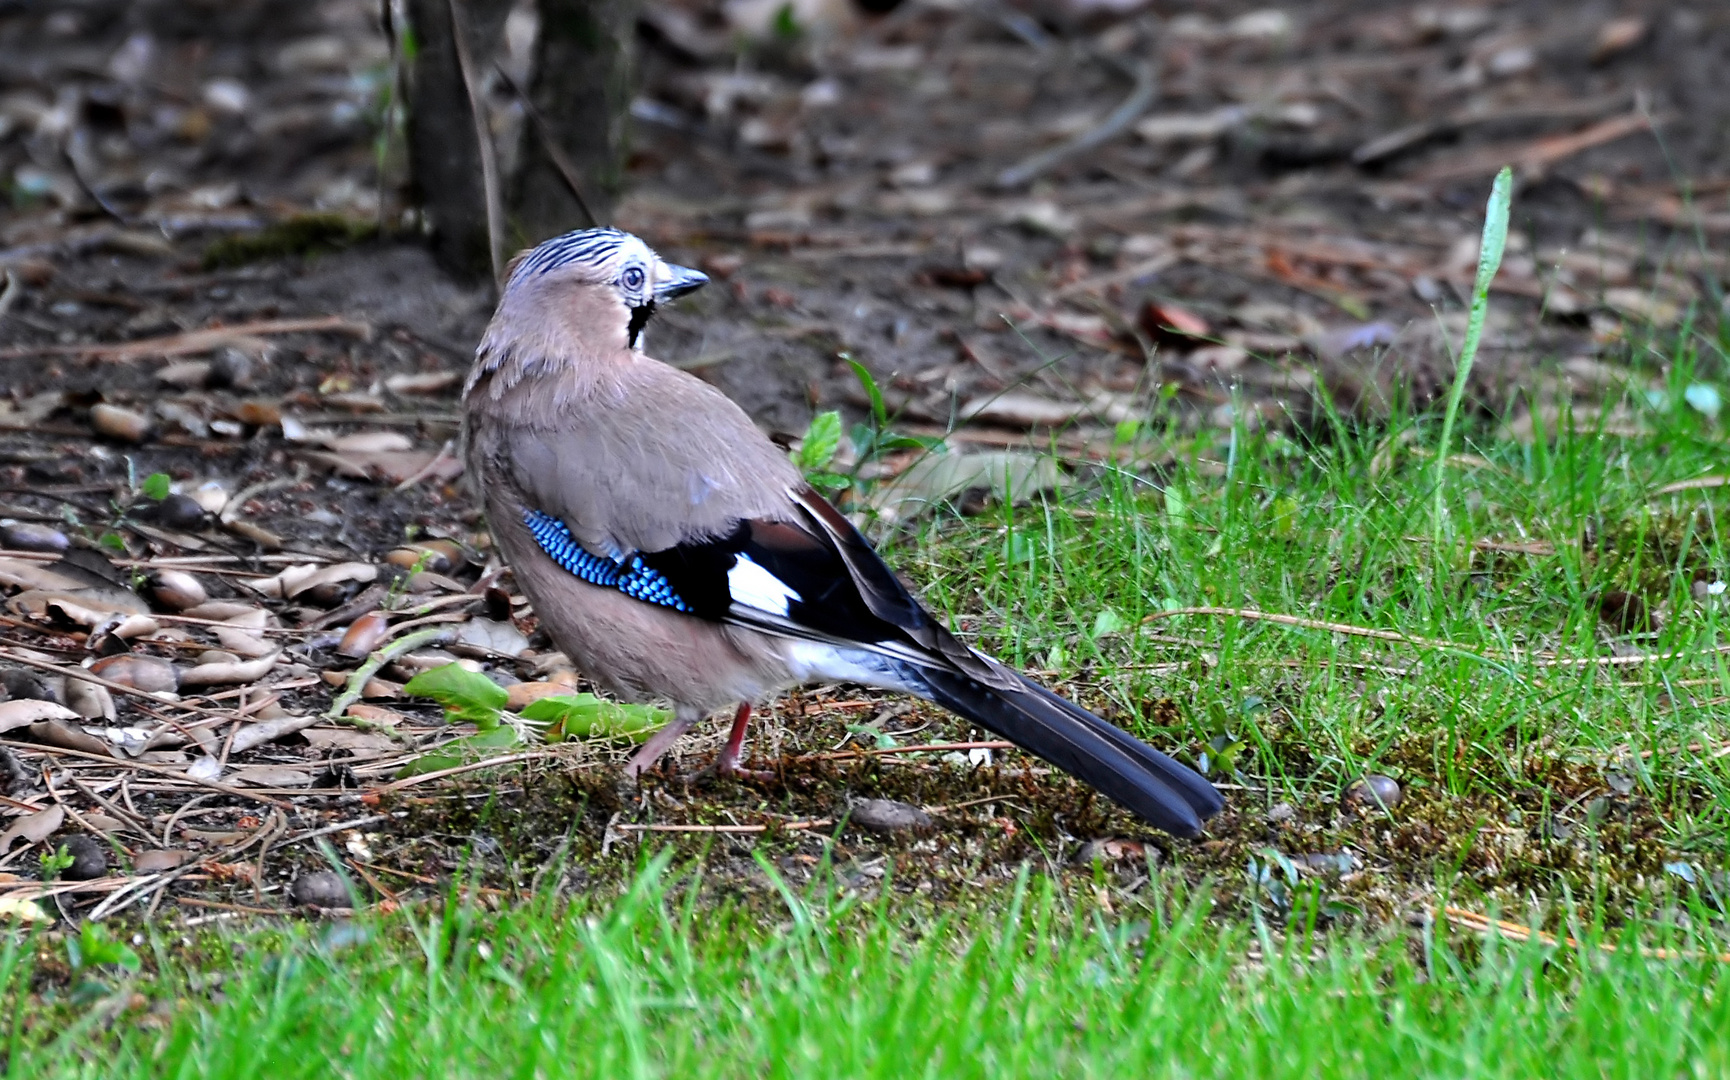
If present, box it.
[565,487,1223,834]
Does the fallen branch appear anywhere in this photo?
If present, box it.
[0,315,371,361]
[996,59,1159,189]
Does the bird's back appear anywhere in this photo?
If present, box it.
[466,350,803,556]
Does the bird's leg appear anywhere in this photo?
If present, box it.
[706,702,775,782]
[714,702,753,775]
[623,712,697,778]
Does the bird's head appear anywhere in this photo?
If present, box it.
[498,227,709,351]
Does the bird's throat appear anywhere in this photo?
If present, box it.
[626,302,656,349]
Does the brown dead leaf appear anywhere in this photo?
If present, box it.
[0,699,79,733]
[0,805,63,852]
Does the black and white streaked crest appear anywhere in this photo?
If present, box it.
[505,227,708,325]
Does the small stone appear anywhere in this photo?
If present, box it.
[1074,838,1154,865]
[1266,801,1296,823]
[847,798,932,833]
[289,870,351,908]
[90,403,152,443]
[152,493,208,531]
[0,521,69,553]
[58,834,109,881]
[207,347,254,389]
[1345,774,1402,810]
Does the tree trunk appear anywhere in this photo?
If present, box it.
[404,0,515,281]
[403,0,635,283]
[511,0,636,242]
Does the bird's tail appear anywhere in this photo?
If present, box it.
[917,666,1223,837]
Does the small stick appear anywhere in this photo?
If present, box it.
[0,739,292,810]
[613,818,836,835]
[803,740,1016,763]
[1439,905,1730,963]
[996,59,1159,189]
[0,315,370,361]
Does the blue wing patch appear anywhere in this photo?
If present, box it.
[522,509,692,613]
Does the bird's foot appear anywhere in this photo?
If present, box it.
[687,753,776,785]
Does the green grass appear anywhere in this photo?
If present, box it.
[901,358,1730,858]
[11,855,1730,1077]
[14,359,1730,1075]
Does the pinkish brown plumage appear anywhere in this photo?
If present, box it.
[462,227,1223,835]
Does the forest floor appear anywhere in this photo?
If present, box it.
[0,0,1726,952]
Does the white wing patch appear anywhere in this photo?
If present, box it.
[728,553,802,615]
[784,642,924,692]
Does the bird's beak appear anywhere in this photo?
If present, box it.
[654,263,709,302]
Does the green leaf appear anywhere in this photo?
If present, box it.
[796,410,843,472]
[1434,166,1512,539]
[403,663,507,730]
[1090,609,1126,639]
[393,724,523,778]
[140,472,171,501]
[521,693,664,742]
[67,922,140,973]
[845,354,887,426]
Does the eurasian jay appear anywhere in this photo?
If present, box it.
[462,227,1224,837]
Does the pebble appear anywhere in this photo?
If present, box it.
[289,870,351,908]
[1266,801,1296,823]
[1074,838,1154,865]
[153,493,208,531]
[0,521,69,553]
[207,347,255,389]
[847,798,933,833]
[58,834,109,881]
[90,654,179,693]
[1345,774,1402,810]
[90,403,152,443]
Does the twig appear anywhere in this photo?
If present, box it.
[275,814,392,849]
[0,739,292,810]
[492,63,598,227]
[0,647,235,720]
[804,740,1016,763]
[393,439,457,492]
[1439,905,1730,963]
[371,750,562,793]
[1144,606,1730,669]
[446,0,505,281]
[175,896,283,916]
[996,59,1159,188]
[613,818,836,835]
[0,315,370,361]
[326,626,454,719]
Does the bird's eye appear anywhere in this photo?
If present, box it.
[620,266,646,291]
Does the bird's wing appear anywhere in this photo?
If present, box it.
[478,360,806,556]
[517,483,1223,836]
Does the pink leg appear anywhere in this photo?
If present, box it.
[624,714,696,778]
[713,702,753,775]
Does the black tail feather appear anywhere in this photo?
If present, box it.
[918,668,1222,838]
